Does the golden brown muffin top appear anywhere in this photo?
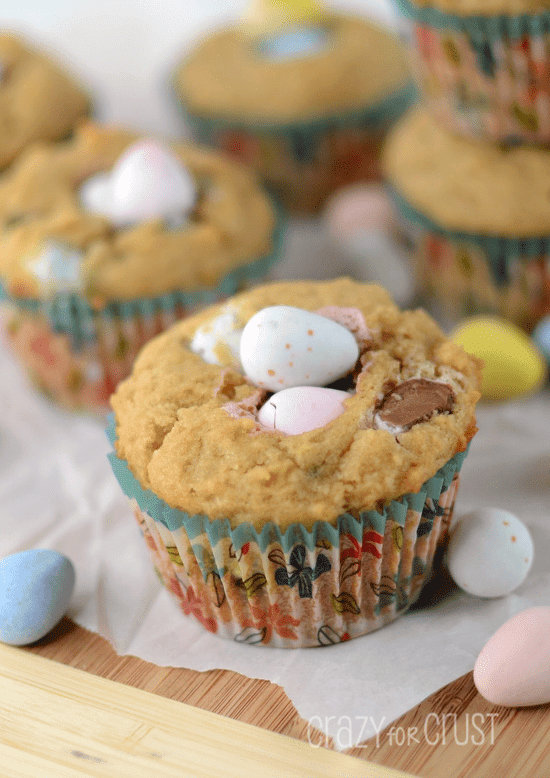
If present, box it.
[408,0,550,14]
[112,279,481,531]
[175,15,411,123]
[0,123,277,303]
[383,108,550,237]
[0,33,89,170]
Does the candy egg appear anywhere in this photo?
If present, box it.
[446,508,533,598]
[190,306,243,367]
[259,26,328,60]
[474,607,550,707]
[26,241,85,296]
[240,306,359,391]
[0,550,75,646]
[532,316,550,366]
[451,316,547,401]
[258,386,349,434]
[79,139,196,227]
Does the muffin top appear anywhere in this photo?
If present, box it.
[383,108,550,237]
[175,15,411,124]
[407,0,550,15]
[0,33,89,171]
[0,123,277,303]
[112,279,481,531]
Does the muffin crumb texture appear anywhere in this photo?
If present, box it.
[408,0,550,14]
[112,279,481,530]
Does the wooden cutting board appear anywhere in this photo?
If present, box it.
[1,618,546,778]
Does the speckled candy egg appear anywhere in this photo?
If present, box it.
[474,607,550,707]
[451,316,546,401]
[240,306,359,392]
[0,549,75,645]
[447,508,534,598]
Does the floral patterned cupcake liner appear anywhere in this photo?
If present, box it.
[388,185,550,331]
[107,415,468,648]
[0,221,284,414]
[182,84,416,214]
[395,0,550,143]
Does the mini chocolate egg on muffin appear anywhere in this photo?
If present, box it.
[173,0,414,213]
[395,0,550,143]
[0,33,89,170]
[0,124,282,414]
[108,278,481,648]
[383,108,550,330]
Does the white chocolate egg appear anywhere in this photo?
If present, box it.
[259,26,328,60]
[447,508,534,598]
[190,307,243,368]
[79,139,196,227]
[258,386,349,434]
[240,306,359,391]
[26,241,85,296]
[474,607,550,707]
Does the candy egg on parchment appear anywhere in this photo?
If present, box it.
[474,607,550,707]
[0,549,75,646]
[451,316,547,401]
[446,508,534,598]
[240,305,359,391]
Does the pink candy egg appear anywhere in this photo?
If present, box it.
[474,607,550,707]
[258,387,349,435]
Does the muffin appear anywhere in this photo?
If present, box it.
[0,123,282,413]
[383,108,550,330]
[0,33,89,170]
[174,13,414,213]
[108,279,481,647]
[396,0,550,142]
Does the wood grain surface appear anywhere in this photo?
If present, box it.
[20,617,550,778]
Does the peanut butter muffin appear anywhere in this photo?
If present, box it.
[0,33,89,170]
[396,0,550,142]
[0,124,282,413]
[383,108,550,329]
[108,279,481,647]
[174,13,414,213]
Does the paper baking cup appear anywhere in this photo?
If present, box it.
[388,185,550,331]
[107,416,468,648]
[182,84,416,213]
[0,223,284,414]
[396,0,550,142]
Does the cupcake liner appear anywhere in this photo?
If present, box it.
[395,0,550,142]
[388,185,550,330]
[107,415,468,648]
[0,220,284,413]
[182,84,416,213]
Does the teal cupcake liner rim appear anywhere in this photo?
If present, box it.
[394,0,550,42]
[106,412,468,566]
[386,183,550,288]
[0,210,285,350]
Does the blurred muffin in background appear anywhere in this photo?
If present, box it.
[0,32,90,170]
[396,0,550,143]
[383,108,550,331]
[0,123,282,414]
[174,2,414,214]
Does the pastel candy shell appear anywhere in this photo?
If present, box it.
[240,305,359,392]
[257,386,349,434]
[0,550,75,646]
[474,607,550,707]
[451,316,547,401]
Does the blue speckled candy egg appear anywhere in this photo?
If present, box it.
[0,549,75,645]
[533,316,550,366]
